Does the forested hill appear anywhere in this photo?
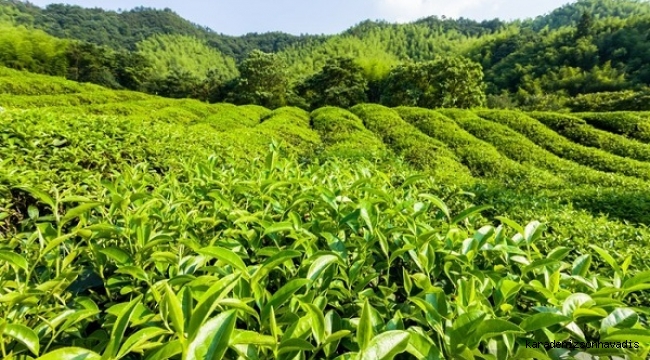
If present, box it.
[3,0,648,58]
[528,0,650,30]
[0,0,326,60]
[3,0,650,112]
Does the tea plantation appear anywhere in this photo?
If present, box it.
[1,67,650,360]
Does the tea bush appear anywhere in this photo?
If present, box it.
[531,112,650,162]
[3,151,650,360]
[310,106,388,160]
[2,67,650,359]
[351,104,474,186]
[401,107,563,190]
[449,110,646,189]
[476,110,650,181]
[577,112,650,144]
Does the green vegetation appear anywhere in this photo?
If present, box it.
[397,107,559,188]
[476,110,650,181]
[3,0,650,357]
[382,58,486,109]
[577,112,650,143]
[136,34,238,84]
[1,67,650,359]
[531,111,650,162]
[350,104,474,186]
[310,107,387,160]
[0,25,67,76]
[4,0,650,110]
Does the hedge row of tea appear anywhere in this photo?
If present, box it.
[2,68,650,359]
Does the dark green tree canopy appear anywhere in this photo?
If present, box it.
[381,57,486,109]
[296,57,368,110]
[226,50,291,109]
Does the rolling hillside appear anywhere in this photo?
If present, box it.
[1,67,650,359]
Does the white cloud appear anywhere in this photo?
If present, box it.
[376,0,499,22]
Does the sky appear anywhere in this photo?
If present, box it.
[28,0,575,36]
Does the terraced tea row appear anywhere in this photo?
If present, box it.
[2,67,650,360]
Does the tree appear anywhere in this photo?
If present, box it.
[296,57,368,109]
[576,11,594,39]
[380,56,487,109]
[146,67,201,99]
[226,50,290,108]
[113,51,152,91]
[65,42,121,89]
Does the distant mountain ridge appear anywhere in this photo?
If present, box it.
[4,0,649,61]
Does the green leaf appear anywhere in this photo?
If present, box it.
[471,319,524,343]
[451,205,492,225]
[197,246,248,273]
[359,331,410,360]
[357,300,374,351]
[117,327,169,359]
[572,255,592,277]
[35,348,101,360]
[602,329,650,343]
[98,248,133,266]
[2,322,40,356]
[61,202,103,227]
[307,254,339,281]
[188,274,240,339]
[520,313,571,331]
[419,194,451,220]
[261,278,310,321]
[623,270,650,289]
[28,205,39,220]
[406,330,441,360]
[253,250,301,282]
[263,222,294,235]
[324,330,352,344]
[513,347,551,360]
[115,266,149,282]
[230,330,276,346]
[562,293,595,316]
[14,185,55,210]
[523,221,545,245]
[277,338,315,355]
[495,216,524,236]
[101,295,143,360]
[216,298,259,320]
[163,283,185,339]
[42,233,75,257]
[301,302,326,344]
[186,310,237,360]
[0,251,28,271]
[144,340,183,360]
[400,174,427,189]
[589,245,620,274]
[600,308,638,333]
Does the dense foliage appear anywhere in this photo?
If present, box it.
[3,0,650,110]
[2,67,650,360]
[380,57,486,109]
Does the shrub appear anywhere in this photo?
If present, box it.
[310,106,388,160]
[351,104,474,186]
[530,111,650,162]
[476,110,650,181]
[400,107,563,190]
[577,112,650,144]
[451,110,646,189]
